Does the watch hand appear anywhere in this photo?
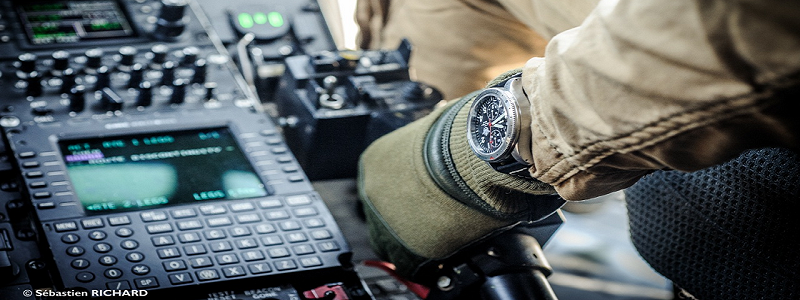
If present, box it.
[493,112,506,124]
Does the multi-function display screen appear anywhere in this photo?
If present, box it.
[59,128,268,215]
[17,0,137,45]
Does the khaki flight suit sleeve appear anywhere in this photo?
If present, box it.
[516,0,800,200]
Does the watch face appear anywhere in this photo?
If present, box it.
[467,88,517,162]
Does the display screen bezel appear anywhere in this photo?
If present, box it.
[54,124,271,216]
[13,0,144,49]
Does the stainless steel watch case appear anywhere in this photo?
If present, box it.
[467,75,532,177]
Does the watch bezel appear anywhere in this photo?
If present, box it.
[467,84,521,163]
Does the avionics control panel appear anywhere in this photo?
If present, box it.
[0,0,365,298]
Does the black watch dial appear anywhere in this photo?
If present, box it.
[468,93,511,161]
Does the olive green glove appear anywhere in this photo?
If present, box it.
[357,70,565,281]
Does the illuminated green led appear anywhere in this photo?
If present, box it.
[238,13,254,29]
[253,12,268,25]
[267,12,284,28]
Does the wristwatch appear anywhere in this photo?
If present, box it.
[466,74,533,178]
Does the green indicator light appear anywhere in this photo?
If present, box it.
[238,13,254,29]
[267,12,284,28]
[253,12,268,25]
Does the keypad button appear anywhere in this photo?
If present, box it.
[169,272,194,284]
[222,266,246,278]
[22,161,40,168]
[317,241,340,252]
[178,232,201,243]
[196,269,220,281]
[286,232,308,243]
[292,244,315,255]
[310,230,332,240]
[134,277,159,289]
[107,280,131,290]
[55,221,78,232]
[254,224,276,234]
[121,239,139,250]
[163,259,187,271]
[248,262,272,274]
[88,230,107,241]
[99,255,118,266]
[299,257,323,268]
[18,151,36,158]
[293,207,318,217]
[104,268,123,279]
[278,220,301,231]
[235,213,261,224]
[25,171,44,178]
[37,202,56,209]
[108,216,131,226]
[261,235,283,246]
[242,250,265,262]
[76,271,95,282]
[177,220,203,230]
[29,181,47,188]
[184,244,208,255]
[152,235,176,246]
[230,202,255,212]
[274,259,297,271]
[140,211,168,222]
[288,175,304,182]
[234,238,258,249]
[267,247,290,258]
[81,218,104,229]
[146,223,173,234]
[265,210,290,220]
[189,256,213,268]
[258,199,283,209]
[171,208,197,219]
[286,195,312,206]
[206,217,233,227]
[209,241,233,252]
[215,253,239,265]
[131,264,150,275]
[126,252,145,262]
[94,242,112,253]
[204,229,227,240]
[199,204,227,215]
[277,156,293,163]
[229,226,252,237]
[71,258,90,269]
[66,246,85,256]
[33,192,51,199]
[157,247,181,259]
[116,227,134,237]
[61,233,80,244]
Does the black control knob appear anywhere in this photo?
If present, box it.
[154,0,188,40]
[69,85,87,112]
[191,58,207,84]
[128,63,145,89]
[101,87,124,111]
[84,48,104,71]
[26,71,43,97]
[60,68,77,94]
[181,47,198,66]
[95,66,111,90]
[51,51,71,74]
[17,53,37,78]
[170,79,186,104]
[136,81,153,107]
[150,44,169,67]
[160,61,176,86]
[118,46,138,71]
[204,82,217,101]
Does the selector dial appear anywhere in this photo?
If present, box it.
[84,48,104,72]
[118,46,138,71]
[153,0,188,40]
[17,53,37,78]
[51,51,71,75]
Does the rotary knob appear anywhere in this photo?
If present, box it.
[51,51,71,75]
[191,58,207,84]
[169,79,186,104]
[69,85,87,112]
[60,68,77,94]
[153,0,188,40]
[26,71,43,97]
[84,48,104,71]
[118,46,138,71]
[128,63,145,89]
[136,81,153,107]
[160,61,176,86]
[150,44,169,67]
[95,66,111,91]
[16,53,37,78]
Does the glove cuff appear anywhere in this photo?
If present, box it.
[424,70,565,221]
